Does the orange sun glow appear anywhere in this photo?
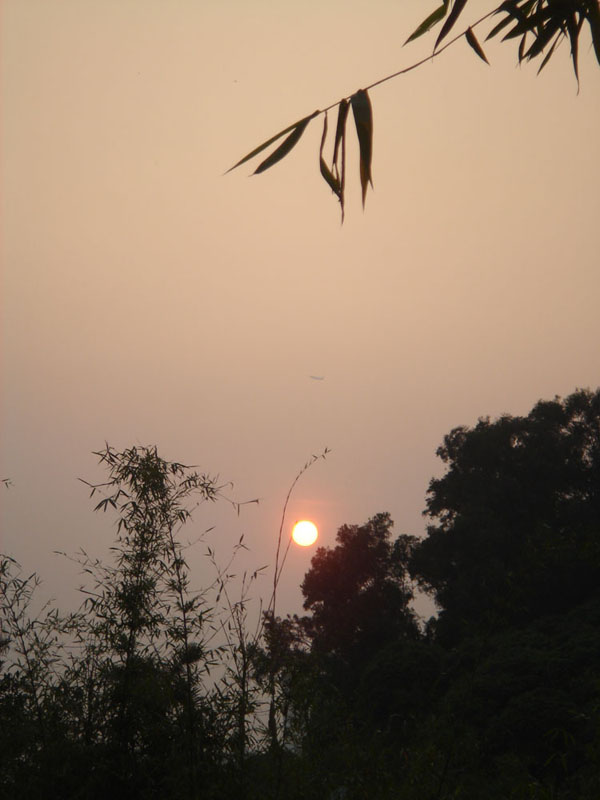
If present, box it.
[292,520,318,547]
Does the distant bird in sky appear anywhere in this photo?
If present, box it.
[309,375,325,380]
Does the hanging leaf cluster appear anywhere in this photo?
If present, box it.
[227,0,598,221]
[226,110,320,176]
[227,90,373,221]
[405,0,487,58]
[485,0,600,84]
[408,0,600,81]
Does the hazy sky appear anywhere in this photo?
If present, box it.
[2,0,599,620]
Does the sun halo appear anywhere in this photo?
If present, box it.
[292,520,318,547]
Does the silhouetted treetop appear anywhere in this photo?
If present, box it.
[301,513,420,660]
[410,388,600,642]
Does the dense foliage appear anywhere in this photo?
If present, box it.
[413,388,600,643]
[2,389,599,798]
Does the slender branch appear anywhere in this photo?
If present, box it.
[268,449,329,623]
[320,9,498,114]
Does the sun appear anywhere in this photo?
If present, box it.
[292,520,318,547]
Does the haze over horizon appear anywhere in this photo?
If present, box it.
[2,0,599,620]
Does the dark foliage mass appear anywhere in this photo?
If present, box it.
[2,389,600,799]
[413,388,600,643]
[300,513,420,661]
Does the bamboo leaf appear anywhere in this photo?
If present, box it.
[502,21,528,41]
[465,27,490,64]
[536,33,560,73]
[404,3,448,45]
[496,0,520,13]
[524,19,561,60]
[351,89,373,209]
[333,99,349,220]
[226,110,319,174]
[253,114,316,174]
[333,99,350,173]
[518,32,527,62]
[566,12,584,89]
[501,4,551,42]
[587,0,600,67]
[485,0,532,42]
[319,113,342,200]
[486,12,515,40]
[434,0,469,51]
[340,121,347,220]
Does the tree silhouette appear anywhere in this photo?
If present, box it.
[2,404,600,798]
[411,387,600,643]
[301,512,420,663]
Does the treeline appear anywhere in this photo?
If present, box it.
[2,389,600,799]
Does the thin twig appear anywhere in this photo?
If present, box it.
[320,9,498,114]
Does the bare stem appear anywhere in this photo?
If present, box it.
[269,449,329,623]
[321,9,498,113]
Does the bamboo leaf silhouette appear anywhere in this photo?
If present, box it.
[502,21,530,41]
[465,26,490,63]
[405,3,448,45]
[485,2,519,41]
[333,100,349,220]
[435,0,469,50]
[333,99,349,175]
[588,0,600,66]
[536,34,560,73]
[254,114,316,174]
[499,1,543,43]
[524,19,560,60]
[566,12,584,90]
[319,113,342,208]
[226,110,319,174]
[226,0,595,220]
[350,89,373,208]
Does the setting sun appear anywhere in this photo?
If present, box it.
[292,520,318,547]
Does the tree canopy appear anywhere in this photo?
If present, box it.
[410,387,600,642]
[287,387,600,797]
[300,512,420,662]
[2,389,600,798]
